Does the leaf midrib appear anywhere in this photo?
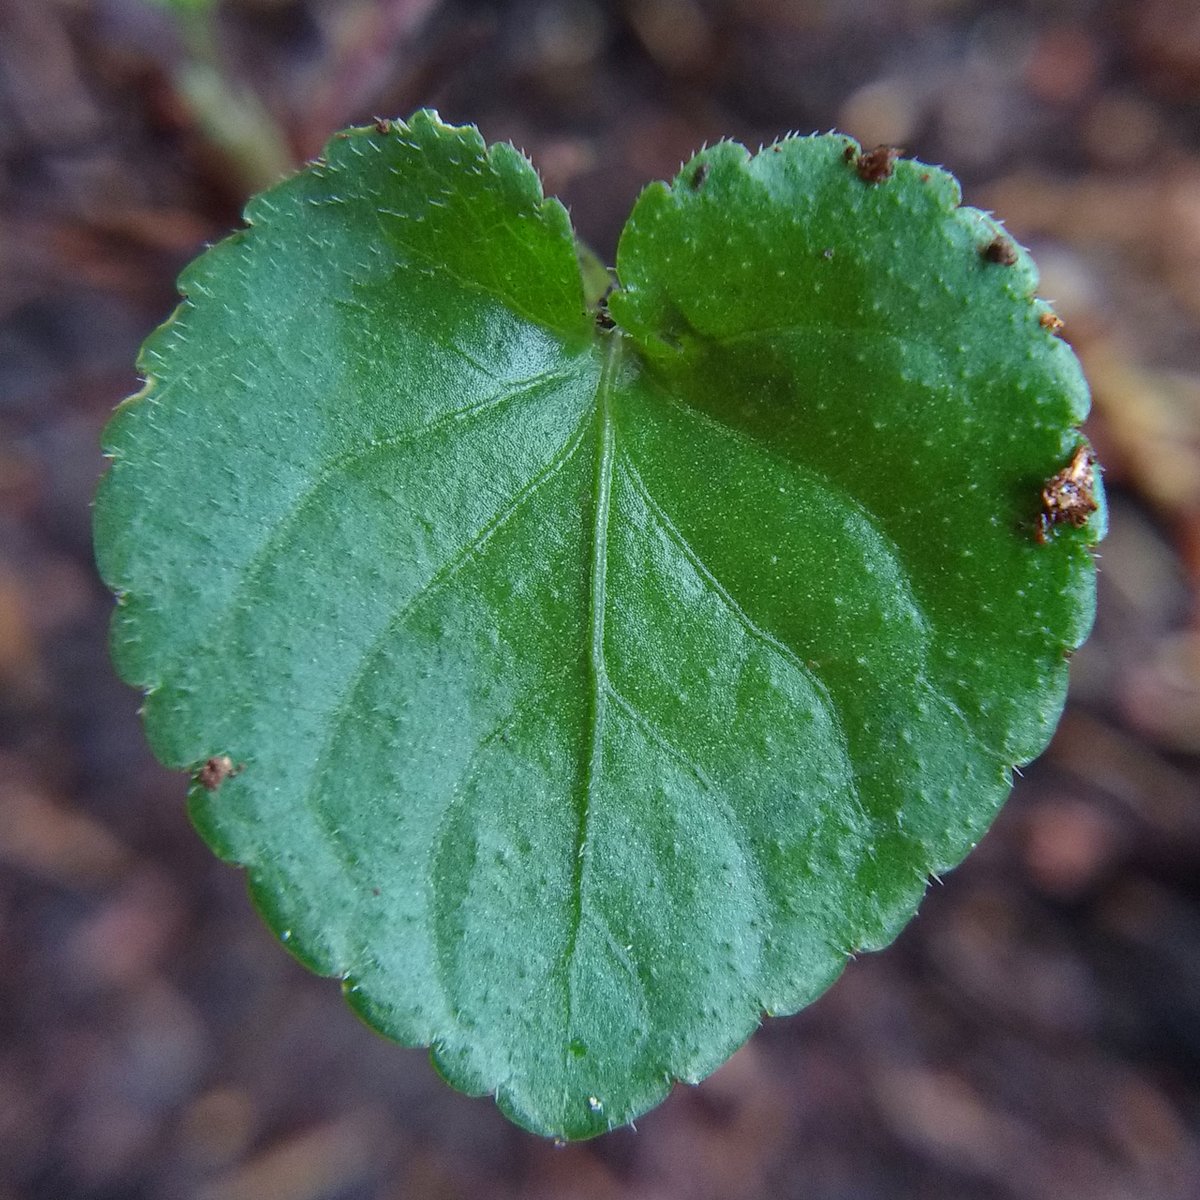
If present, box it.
[564,331,621,1036]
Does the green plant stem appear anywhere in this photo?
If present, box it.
[577,239,615,310]
[174,5,293,195]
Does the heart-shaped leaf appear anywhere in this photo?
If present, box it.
[93,112,1103,1138]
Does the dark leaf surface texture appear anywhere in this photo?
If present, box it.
[93,112,1104,1138]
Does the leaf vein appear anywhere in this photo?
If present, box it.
[297,404,596,950]
[617,448,874,834]
[179,364,580,683]
[562,335,620,1050]
[426,660,580,1029]
[604,679,769,984]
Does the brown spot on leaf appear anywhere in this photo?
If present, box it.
[373,117,392,135]
[1035,445,1099,543]
[689,161,709,189]
[983,236,1019,266]
[595,306,615,330]
[853,145,901,184]
[197,755,240,792]
[1039,310,1065,335]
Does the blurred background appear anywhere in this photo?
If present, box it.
[3,0,1200,1196]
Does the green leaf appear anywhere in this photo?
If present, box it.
[93,112,1103,1139]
